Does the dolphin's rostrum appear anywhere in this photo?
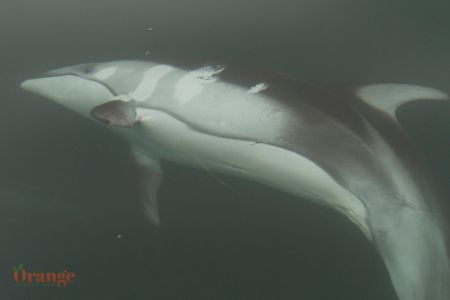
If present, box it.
[21,60,450,300]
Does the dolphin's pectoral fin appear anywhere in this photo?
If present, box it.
[90,99,137,128]
[131,147,163,226]
[353,84,448,119]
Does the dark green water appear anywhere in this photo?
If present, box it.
[1,0,449,299]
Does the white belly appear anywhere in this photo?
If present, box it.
[130,108,370,238]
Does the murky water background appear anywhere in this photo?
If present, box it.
[1,0,449,299]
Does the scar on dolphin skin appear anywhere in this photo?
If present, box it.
[180,149,244,198]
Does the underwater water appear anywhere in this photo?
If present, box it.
[1,0,449,299]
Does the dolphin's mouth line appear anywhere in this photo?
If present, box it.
[29,72,119,98]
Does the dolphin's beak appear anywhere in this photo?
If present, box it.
[30,67,74,80]
[20,72,52,91]
[21,63,90,89]
[20,78,42,92]
[20,67,77,92]
[39,67,74,77]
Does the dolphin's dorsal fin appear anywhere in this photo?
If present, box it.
[90,99,137,128]
[354,84,448,119]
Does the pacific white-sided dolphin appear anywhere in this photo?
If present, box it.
[21,60,449,300]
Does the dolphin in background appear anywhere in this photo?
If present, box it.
[21,60,449,300]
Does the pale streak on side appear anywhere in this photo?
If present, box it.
[129,65,175,102]
[94,66,118,80]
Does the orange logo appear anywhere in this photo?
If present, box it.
[12,264,76,287]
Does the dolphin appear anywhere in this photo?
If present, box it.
[21,60,449,300]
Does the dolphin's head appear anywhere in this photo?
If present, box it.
[20,60,157,119]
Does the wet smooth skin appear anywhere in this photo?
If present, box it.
[21,60,450,300]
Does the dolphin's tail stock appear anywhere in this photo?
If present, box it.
[364,195,450,300]
[330,83,450,300]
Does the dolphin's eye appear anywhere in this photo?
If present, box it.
[84,66,95,74]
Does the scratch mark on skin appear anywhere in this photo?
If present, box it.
[174,65,225,104]
[248,82,269,94]
[173,147,243,198]
[250,139,263,146]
